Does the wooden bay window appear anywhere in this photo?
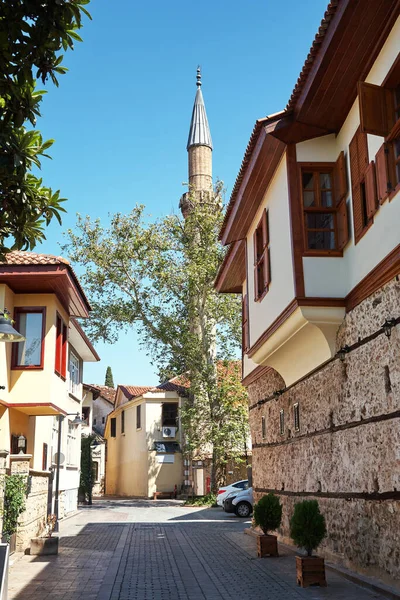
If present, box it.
[253,210,270,301]
[12,307,46,369]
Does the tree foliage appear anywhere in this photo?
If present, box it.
[290,500,327,556]
[79,434,95,505]
[64,191,248,491]
[253,493,282,535]
[0,0,91,257]
[105,366,114,388]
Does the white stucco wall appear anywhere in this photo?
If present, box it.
[246,154,295,349]
[301,16,400,298]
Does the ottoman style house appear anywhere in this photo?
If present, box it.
[216,0,400,583]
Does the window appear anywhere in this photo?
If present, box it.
[300,155,349,253]
[42,443,48,471]
[242,295,249,354]
[162,403,177,427]
[233,481,248,490]
[66,420,77,465]
[154,441,180,453]
[110,417,116,437]
[136,405,141,429]
[358,60,400,199]
[51,417,59,465]
[293,403,300,432]
[93,418,97,425]
[253,210,270,300]
[82,406,90,425]
[349,127,375,243]
[121,410,125,434]
[261,416,266,439]
[69,352,80,395]
[279,409,284,436]
[55,314,68,378]
[12,308,45,369]
[102,416,105,424]
[92,461,99,482]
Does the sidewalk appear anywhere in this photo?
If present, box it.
[7,500,394,600]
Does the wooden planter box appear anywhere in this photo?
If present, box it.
[257,534,278,557]
[296,556,326,588]
[30,536,59,556]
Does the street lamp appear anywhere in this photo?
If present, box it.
[0,310,25,342]
[54,412,85,532]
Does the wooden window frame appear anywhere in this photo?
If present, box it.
[55,313,68,379]
[110,417,116,438]
[242,294,249,354]
[253,209,270,302]
[136,404,141,430]
[121,410,125,434]
[299,163,343,256]
[11,307,46,370]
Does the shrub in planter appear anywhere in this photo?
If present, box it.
[290,500,327,587]
[253,493,282,557]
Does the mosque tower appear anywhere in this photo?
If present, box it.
[180,68,216,217]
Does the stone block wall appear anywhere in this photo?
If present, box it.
[247,277,400,584]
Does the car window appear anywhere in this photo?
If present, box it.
[233,480,248,489]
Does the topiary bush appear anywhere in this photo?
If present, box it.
[253,493,282,535]
[290,500,327,556]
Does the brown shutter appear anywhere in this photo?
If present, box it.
[356,128,369,179]
[375,144,390,203]
[337,198,349,250]
[365,161,378,219]
[333,151,348,204]
[358,81,394,137]
[349,128,370,243]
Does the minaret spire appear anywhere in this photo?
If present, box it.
[180,68,215,217]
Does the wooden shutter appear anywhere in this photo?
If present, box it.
[55,315,62,374]
[61,322,67,378]
[264,211,271,287]
[349,128,370,243]
[337,198,349,250]
[333,151,348,204]
[375,144,390,203]
[365,161,378,219]
[242,295,249,353]
[358,81,394,137]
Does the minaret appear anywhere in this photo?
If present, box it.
[180,67,214,217]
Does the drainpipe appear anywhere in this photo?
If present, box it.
[54,415,64,532]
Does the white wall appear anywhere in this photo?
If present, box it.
[246,154,295,348]
[301,16,400,298]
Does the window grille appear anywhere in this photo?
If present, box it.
[294,403,300,432]
[279,409,284,436]
[261,416,266,439]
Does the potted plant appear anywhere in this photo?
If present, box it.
[290,499,327,587]
[253,493,282,557]
[30,514,58,555]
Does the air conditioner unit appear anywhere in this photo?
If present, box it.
[162,426,176,438]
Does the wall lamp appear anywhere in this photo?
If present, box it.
[0,309,25,342]
[337,345,350,362]
[382,318,397,339]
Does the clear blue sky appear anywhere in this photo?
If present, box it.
[36,0,324,387]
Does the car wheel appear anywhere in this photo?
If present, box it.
[235,501,252,518]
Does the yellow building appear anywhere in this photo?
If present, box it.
[0,251,99,547]
[105,379,187,498]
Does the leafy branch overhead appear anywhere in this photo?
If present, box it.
[0,0,92,257]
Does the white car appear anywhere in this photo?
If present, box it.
[216,479,249,507]
[232,487,253,518]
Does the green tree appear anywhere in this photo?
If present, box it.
[290,500,327,556]
[105,366,114,388]
[79,434,95,505]
[0,0,91,257]
[64,191,247,492]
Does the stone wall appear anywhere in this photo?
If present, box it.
[247,277,400,584]
[9,456,49,551]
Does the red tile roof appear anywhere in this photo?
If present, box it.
[286,1,339,111]
[2,251,70,266]
[119,385,153,400]
[84,384,116,405]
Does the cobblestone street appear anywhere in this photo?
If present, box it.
[8,499,392,600]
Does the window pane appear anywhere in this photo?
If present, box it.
[302,172,314,190]
[17,312,43,366]
[303,191,315,208]
[308,230,336,250]
[319,173,332,189]
[321,190,333,207]
[306,213,334,229]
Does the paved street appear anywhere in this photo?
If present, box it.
[8,499,389,600]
